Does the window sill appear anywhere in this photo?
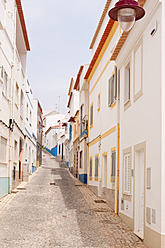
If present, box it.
[0,161,7,165]
[108,101,116,109]
[90,124,93,130]
[2,91,10,102]
[111,101,116,109]
[15,103,19,109]
[124,99,131,111]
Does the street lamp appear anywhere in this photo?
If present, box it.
[108,0,145,31]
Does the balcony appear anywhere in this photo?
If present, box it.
[79,115,88,138]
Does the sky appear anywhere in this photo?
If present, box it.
[22,0,106,114]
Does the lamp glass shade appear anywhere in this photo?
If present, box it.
[118,8,135,31]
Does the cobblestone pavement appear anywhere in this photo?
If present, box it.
[0,151,147,248]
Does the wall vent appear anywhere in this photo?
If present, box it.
[146,207,151,224]
[152,209,156,224]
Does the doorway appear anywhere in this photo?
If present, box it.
[102,153,107,188]
[134,149,145,239]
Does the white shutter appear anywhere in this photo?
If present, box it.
[124,153,131,195]
[124,155,128,193]
[127,154,131,194]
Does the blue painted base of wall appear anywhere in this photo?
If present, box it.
[32,166,36,174]
[46,147,57,157]
[0,177,10,199]
[65,162,69,168]
[79,174,87,184]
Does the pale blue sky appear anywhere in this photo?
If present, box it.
[22,0,106,114]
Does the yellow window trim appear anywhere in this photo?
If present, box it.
[95,178,98,182]
[97,92,100,112]
[111,147,116,152]
[90,124,93,130]
[111,101,116,109]
[88,22,119,83]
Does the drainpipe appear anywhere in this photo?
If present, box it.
[115,68,120,214]
[8,4,17,192]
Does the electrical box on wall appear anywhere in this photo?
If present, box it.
[121,198,124,210]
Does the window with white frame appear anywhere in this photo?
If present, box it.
[108,67,117,106]
[95,155,99,179]
[14,140,18,162]
[134,42,143,101]
[1,137,7,163]
[30,111,32,126]
[89,157,92,179]
[124,62,130,103]
[20,90,24,117]
[26,104,28,121]
[80,151,82,169]
[15,83,19,105]
[90,104,93,127]
[4,71,8,96]
[111,150,116,180]
[124,153,131,195]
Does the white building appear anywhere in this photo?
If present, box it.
[23,79,37,181]
[75,65,89,184]
[67,77,79,175]
[85,0,165,247]
[0,0,31,196]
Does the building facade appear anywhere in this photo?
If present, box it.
[0,0,30,197]
[84,0,165,247]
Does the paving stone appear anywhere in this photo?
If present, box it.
[0,151,147,247]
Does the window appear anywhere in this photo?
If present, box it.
[30,111,32,126]
[20,90,24,117]
[95,155,99,179]
[26,104,28,121]
[15,83,19,105]
[4,71,8,96]
[80,151,82,169]
[124,153,131,195]
[134,41,143,101]
[90,103,93,127]
[69,124,72,141]
[111,150,116,180]
[124,62,130,104]
[14,140,18,162]
[1,137,7,163]
[108,67,117,106]
[97,94,100,111]
[89,157,93,179]
[59,144,61,154]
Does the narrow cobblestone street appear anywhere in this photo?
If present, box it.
[0,151,146,248]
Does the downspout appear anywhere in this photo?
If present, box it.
[8,4,17,192]
[116,68,120,214]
